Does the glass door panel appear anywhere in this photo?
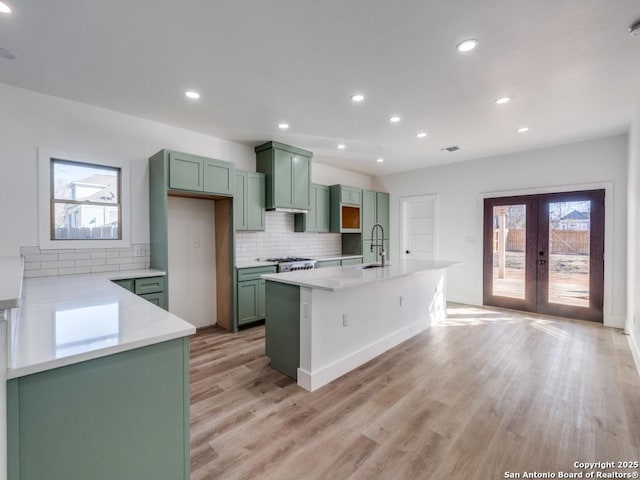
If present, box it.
[547,200,591,308]
[492,204,526,299]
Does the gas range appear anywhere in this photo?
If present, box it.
[266,257,316,272]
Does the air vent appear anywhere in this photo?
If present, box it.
[0,47,15,60]
[440,145,461,152]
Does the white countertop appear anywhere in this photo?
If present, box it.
[313,254,363,262]
[8,268,195,379]
[262,259,461,291]
[0,257,24,310]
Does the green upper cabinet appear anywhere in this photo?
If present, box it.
[329,184,362,233]
[362,190,389,240]
[255,141,312,211]
[294,183,330,233]
[376,192,390,237]
[341,186,362,206]
[234,170,265,231]
[362,190,377,239]
[167,150,234,196]
[234,171,247,230]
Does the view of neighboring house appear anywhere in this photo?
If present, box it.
[557,209,590,230]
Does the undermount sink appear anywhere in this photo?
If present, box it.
[354,263,386,269]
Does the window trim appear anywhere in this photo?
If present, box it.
[38,148,131,250]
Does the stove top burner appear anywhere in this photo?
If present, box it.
[266,257,313,263]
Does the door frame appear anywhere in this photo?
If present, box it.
[400,194,439,261]
[477,182,614,325]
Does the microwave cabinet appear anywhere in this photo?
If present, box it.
[329,184,362,233]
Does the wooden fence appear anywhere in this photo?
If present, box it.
[494,228,589,255]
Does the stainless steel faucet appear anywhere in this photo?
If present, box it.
[370,223,386,267]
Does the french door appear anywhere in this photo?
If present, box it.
[483,190,604,322]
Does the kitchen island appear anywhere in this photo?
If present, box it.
[262,259,459,391]
[3,266,195,480]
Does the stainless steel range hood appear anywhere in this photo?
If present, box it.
[267,207,309,214]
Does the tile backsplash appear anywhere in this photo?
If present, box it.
[235,212,341,262]
[21,244,151,278]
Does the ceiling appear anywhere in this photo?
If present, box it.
[1,0,639,176]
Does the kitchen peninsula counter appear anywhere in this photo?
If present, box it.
[263,260,460,391]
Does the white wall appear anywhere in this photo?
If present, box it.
[379,134,628,327]
[167,197,217,328]
[627,96,640,367]
[0,83,374,257]
[0,83,247,256]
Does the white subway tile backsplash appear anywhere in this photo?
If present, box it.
[59,266,91,275]
[58,252,91,261]
[19,244,152,278]
[235,211,341,262]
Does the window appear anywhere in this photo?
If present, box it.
[51,159,121,240]
[38,149,130,249]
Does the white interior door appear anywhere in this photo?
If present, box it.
[401,195,438,260]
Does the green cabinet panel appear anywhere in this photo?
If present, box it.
[247,172,266,230]
[340,186,363,206]
[265,281,300,379]
[255,141,313,211]
[203,157,234,195]
[234,170,248,230]
[329,184,362,233]
[169,151,203,191]
[134,276,166,295]
[376,192,390,236]
[167,150,234,196]
[112,275,168,311]
[362,190,377,239]
[7,338,190,480]
[112,278,134,292]
[342,257,363,266]
[140,291,168,310]
[294,184,330,233]
[236,265,277,326]
[316,259,341,268]
[238,280,260,325]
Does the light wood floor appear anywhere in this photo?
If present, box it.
[189,304,640,480]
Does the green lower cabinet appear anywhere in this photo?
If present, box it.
[140,291,168,310]
[316,259,340,268]
[341,257,363,266]
[236,266,277,327]
[7,338,190,480]
[264,281,300,379]
[238,279,260,325]
[112,275,167,310]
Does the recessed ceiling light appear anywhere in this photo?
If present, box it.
[629,20,640,36]
[0,2,12,14]
[456,39,478,52]
[517,127,529,133]
[337,144,346,150]
[184,90,200,100]
[389,115,401,123]
[495,97,511,105]
[351,93,365,102]
[376,158,385,163]
[416,132,428,139]
[278,123,290,130]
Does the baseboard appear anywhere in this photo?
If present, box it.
[297,320,427,392]
[628,329,640,377]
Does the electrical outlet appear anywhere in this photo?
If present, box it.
[303,303,310,318]
[133,246,144,257]
[342,313,348,327]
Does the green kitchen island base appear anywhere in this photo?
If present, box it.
[7,337,190,480]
